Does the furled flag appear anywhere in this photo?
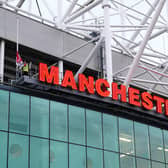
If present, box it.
[16,51,24,70]
[16,18,24,70]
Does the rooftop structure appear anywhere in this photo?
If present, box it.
[0,0,168,97]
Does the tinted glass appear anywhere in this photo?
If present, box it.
[134,122,150,159]
[8,133,28,168]
[10,93,29,134]
[119,118,134,155]
[103,114,118,151]
[87,148,103,168]
[0,131,7,168]
[30,137,49,168]
[136,158,151,168]
[86,109,102,148]
[31,96,49,138]
[69,144,86,168]
[50,101,67,141]
[50,141,68,168]
[120,155,135,168]
[104,151,119,168]
[69,105,85,145]
[164,130,168,163]
[152,161,165,168]
[0,90,9,131]
[149,126,164,162]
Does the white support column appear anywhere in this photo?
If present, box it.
[127,0,159,47]
[103,0,113,85]
[124,0,166,87]
[58,60,63,84]
[120,0,126,42]
[0,40,5,83]
[57,0,62,28]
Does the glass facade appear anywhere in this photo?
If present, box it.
[1,89,168,168]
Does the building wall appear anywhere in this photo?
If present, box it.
[0,8,99,71]
[0,88,168,168]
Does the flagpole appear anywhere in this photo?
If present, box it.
[16,18,19,53]
[16,18,19,79]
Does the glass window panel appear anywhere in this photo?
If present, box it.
[8,133,28,168]
[30,137,49,168]
[136,158,151,168]
[163,130,168,163]
[50,141,68,168]
[134,122,150,159]
[69,144,86,168]
[0,90,9,131]
[149,126,164,162]
[152,161,165,168]
[86,109,102,148]
[0,131,7,168]
[87,148,103,168]
[119,118,134,155]
[50,101,67,141]
[30,96,49,138]
[69,105,85,145]
[103,114,118,151]
[120,155,135,168]
[104,151,119,168]
[10,93,29,134]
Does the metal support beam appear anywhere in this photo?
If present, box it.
[130,28,167,49]
[103,0,113,85]
[65,0,102,24]
[0,40,5,83]
[16,0,25,8]
[124,0,166,87]
[4,2,56,26]
[127,0,159,47]
[74,36,104,80]
[61,0,79,22]
[118,76,168,86]
[58,60,63,84]
[66,25,101,32]
[150,65,168,90]
[120,0,126,42]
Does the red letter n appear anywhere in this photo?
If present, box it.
[78,74,94,94]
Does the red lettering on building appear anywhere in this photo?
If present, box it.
[112,83,127,102]
[153,96,165,114]
[39,63,59,85]
[128,88,141,107]
[39,63,168,117]
[95,79,110,97]
[78,74,94,94]
[165,99,168,116]
[61,70,77,90]
[141,92,153,110]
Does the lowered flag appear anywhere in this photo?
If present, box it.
[16,18,24,70]
[16,51,24,69]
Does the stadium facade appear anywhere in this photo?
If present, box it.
[1,1,168,168]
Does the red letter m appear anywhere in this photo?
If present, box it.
[39,63,59,85]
